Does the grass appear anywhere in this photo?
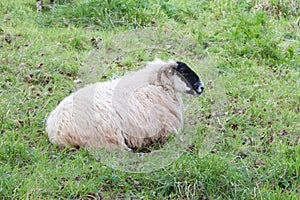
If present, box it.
[0,0,299,199]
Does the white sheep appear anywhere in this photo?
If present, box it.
[46,59,204,151]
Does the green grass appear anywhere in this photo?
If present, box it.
[0,0,299,199]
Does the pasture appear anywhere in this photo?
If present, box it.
[0,0,299,199]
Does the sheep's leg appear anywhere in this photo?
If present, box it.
[126,147,133,152]
[37,0,42,11]
[115,129,132,152]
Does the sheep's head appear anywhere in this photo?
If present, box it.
[158,61,204,96]
[174,61,204,96]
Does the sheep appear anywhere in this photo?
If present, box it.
[46,59,204,151]
[37,0,54,11]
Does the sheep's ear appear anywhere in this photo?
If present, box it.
[167,67,177,78]
[167,69,173,77]
[157,63,177,84]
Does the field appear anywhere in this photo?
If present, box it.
[0,0,299,199]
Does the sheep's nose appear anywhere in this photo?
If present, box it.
[200,86,204,92]
[197,86,204,94]
[195,85,204,95]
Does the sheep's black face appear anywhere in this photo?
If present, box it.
[174,62,204,96]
